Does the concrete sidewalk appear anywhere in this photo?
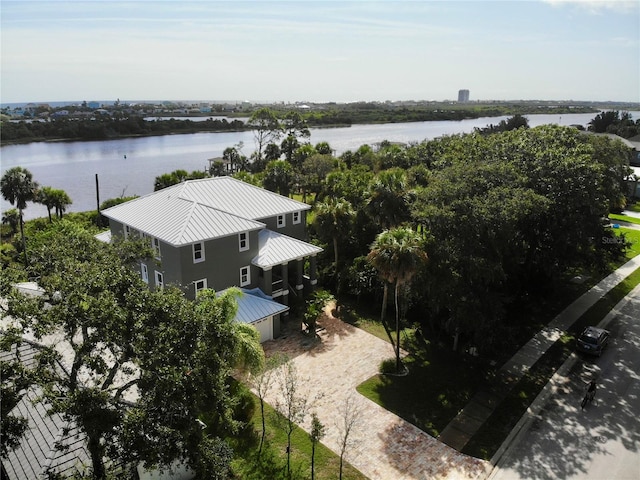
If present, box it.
[487,282,640,480]
[437,254,640,451]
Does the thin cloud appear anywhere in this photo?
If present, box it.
[542,0,639,13]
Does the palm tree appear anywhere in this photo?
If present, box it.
[2,208,21,235]
[367,227,427,373]
[37,186,57,222]
[36,187,72,221]
[366,168,412,229]
[1,167,39,267]
[51,189,72,219]
[314,198,355,269]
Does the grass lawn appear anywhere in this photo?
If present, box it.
[356,340,494,437]
[350,236,640,460]
[340,298,492,437]
[609,213,640,226]
[230,389,366,480]
[338,299,413,344]
[615,227,640,259]
[626,202,640,213]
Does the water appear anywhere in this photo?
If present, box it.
[2,112,637,220]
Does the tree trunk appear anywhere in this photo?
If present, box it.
[379,284,395,350]
[18,212,28,268]
[258,398,266,456]
[311,441,316,480]
[286,431,292,478]
[88,434,106,480]
[395,283,401,373]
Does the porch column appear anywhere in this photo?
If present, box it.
[281,262,289,308]
[263,267,273,296]
[309,255,318,290]
[296,257,304,292]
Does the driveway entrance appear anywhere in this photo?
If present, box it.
[261,306,490,480]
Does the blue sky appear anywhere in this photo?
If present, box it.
[1,0,638,103]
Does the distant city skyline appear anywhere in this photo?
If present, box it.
[1,0,638,104]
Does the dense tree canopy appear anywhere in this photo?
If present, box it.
[310,124,631,352]
[0,221,263,478]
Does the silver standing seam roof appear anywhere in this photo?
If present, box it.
[1,342,92,480]
[228,288,290,324]
[252,229,323,268]
[101,177,311,246]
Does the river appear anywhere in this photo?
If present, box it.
[2,112,638,220]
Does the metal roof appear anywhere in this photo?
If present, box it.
[101,183,265,246]
[177,177,311,219]
[101,177,310,245]
[0,343,91,480]
[252,229,323,268]
[95,230,112,243]
[232,288,289,324]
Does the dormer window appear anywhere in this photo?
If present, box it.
[193,242,205,263]
[239,232,249,252]
[277,214,286,228]
[292,211,301,224]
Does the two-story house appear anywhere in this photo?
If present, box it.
[100,177,322,342]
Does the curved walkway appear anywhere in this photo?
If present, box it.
[261,312,490,480]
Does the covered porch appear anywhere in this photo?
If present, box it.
[252,229,323,310]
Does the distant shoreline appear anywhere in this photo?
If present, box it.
[0,104,606,147]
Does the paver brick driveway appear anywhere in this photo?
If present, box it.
[261,306,490,480]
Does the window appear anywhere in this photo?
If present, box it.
[152,237,161,259]
[154,271,164,289]
[194,278,207,295]
[193,242,205,263]
[292,211,301,224]
[277,214,285,228]
[141,263,148,283]
[238,232,249,252]
[240,266,251,287]
[124,225,131,239]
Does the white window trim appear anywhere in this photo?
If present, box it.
[154,270,164,289]
[277,214,286,228]
[240,266,251,287]
[194,278,207,295]
[238,232,249,252]
[292,211,301,225]
[193,242,205,263]
[141,263,149,284]
[152,237,161,260]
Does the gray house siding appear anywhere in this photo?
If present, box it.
[178,231,260,299]
[157,243,182,289]
[257,211,307,240]
[107,222,263,298]
[273,313,281,338]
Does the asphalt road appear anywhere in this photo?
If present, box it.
[489,285,640,480]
